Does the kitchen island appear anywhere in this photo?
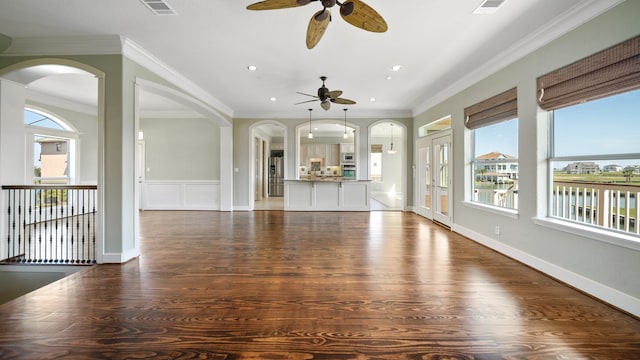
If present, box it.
[284,178,371,211]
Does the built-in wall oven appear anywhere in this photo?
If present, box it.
[341,164,356,178]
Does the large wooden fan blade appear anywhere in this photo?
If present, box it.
[331,97,356,105]
[247,0,312,11]
[326,90,343,99]
[306,9,330,49]
[340,0,388,33]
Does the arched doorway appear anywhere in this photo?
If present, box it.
[369,121,407,211]
[0,59,103,262]
[250,121,287,210]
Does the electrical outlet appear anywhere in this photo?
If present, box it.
[494,225,501,235]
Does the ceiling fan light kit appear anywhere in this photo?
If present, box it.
[295,76,356,111]
[247,0,387,49]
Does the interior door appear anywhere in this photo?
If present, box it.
[416,130,452,227]
[432,134,451,227]
[416,137,432,219]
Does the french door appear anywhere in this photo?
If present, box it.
[416,130,452,227]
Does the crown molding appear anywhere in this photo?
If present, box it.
[122,38,234,118]
[1,35,123,56]
[2,35,234,119]
[412,0,624,117]
[139,110,205,119]
[234,108,412,120]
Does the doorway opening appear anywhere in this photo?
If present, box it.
[251,122,286,210]
[369,121,406,211]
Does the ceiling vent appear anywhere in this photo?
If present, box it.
[473,0,508,14]
[139,0,177,16]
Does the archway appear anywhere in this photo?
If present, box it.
[368,120,407,211]
[0,58,104,262]
[249,121,288,211]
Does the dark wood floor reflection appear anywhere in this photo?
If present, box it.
[1,211,639,359]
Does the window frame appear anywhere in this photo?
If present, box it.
[546,100,640,239]
[470,117,520,212]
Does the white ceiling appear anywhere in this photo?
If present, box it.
[0,0,622,121]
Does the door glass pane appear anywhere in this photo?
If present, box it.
[437,143,449,216]
[422,147,431,210]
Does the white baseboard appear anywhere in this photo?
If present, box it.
[452,224,640,317]
[100,247,140,264]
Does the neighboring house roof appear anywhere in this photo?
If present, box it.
[476,152,517,160]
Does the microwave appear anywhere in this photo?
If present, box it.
[342,153,354,163]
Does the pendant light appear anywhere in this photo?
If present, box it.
[388,123,397,154]
[343,108,349,139]
[307,108,314,139]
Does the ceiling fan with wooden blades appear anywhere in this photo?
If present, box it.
[246,0,388,49]
[295,76,356,111]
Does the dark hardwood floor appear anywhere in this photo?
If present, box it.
[0,211,639,359]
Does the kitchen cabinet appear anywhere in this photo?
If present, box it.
[300,143,340,166]
[340,143,354,153]
[325,144,340,165]
[284,179,371,211]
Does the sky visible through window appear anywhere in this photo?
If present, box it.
[475,89,640,167]
[475,119,518,158]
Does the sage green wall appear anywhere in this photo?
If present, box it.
[414,1,640,301]
[140,118,220,180]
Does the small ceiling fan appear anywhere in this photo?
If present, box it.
[295,76,356,111]
[246,0,388,49]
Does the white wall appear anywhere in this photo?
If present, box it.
[413,1,640,315]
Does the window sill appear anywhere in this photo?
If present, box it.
[533,217,640,252]
[462,201,519,219]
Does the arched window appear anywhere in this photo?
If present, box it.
[24,108,77,184]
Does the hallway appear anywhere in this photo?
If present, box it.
[0,211,638,358]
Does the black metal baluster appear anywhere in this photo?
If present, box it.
[81,189,85,263]
[18,189,24,263]
[91,189,96,263]
[27,189,35,262]
[7,189,13,260]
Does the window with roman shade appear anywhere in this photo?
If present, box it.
[465,88,519,211]
[464,87,517,129]
[537,34,640,111]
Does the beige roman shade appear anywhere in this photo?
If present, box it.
[537,35,640,111]
[464,87,517,129]
[371,144,383,153]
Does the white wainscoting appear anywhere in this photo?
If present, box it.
[142,180,220,210]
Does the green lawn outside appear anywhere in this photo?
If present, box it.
[554,172,640,184]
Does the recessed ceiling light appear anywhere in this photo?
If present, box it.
[247,65,257,71]
[387,76,393,80]
[370,97,376,102]
[391,65,402,72]
[270,97,277,102]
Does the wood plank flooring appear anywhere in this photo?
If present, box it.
[0,211,639,359]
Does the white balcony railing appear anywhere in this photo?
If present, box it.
[552,181,638,235]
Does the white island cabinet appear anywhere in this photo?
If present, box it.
[284,179,371,211]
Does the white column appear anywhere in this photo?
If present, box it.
[219,125,233,211]
[0,79,27,261]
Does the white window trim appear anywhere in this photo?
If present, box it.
[534,216,640,252]
[463,200,519,219]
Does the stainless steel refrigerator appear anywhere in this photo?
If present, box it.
[269,155,284,197]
